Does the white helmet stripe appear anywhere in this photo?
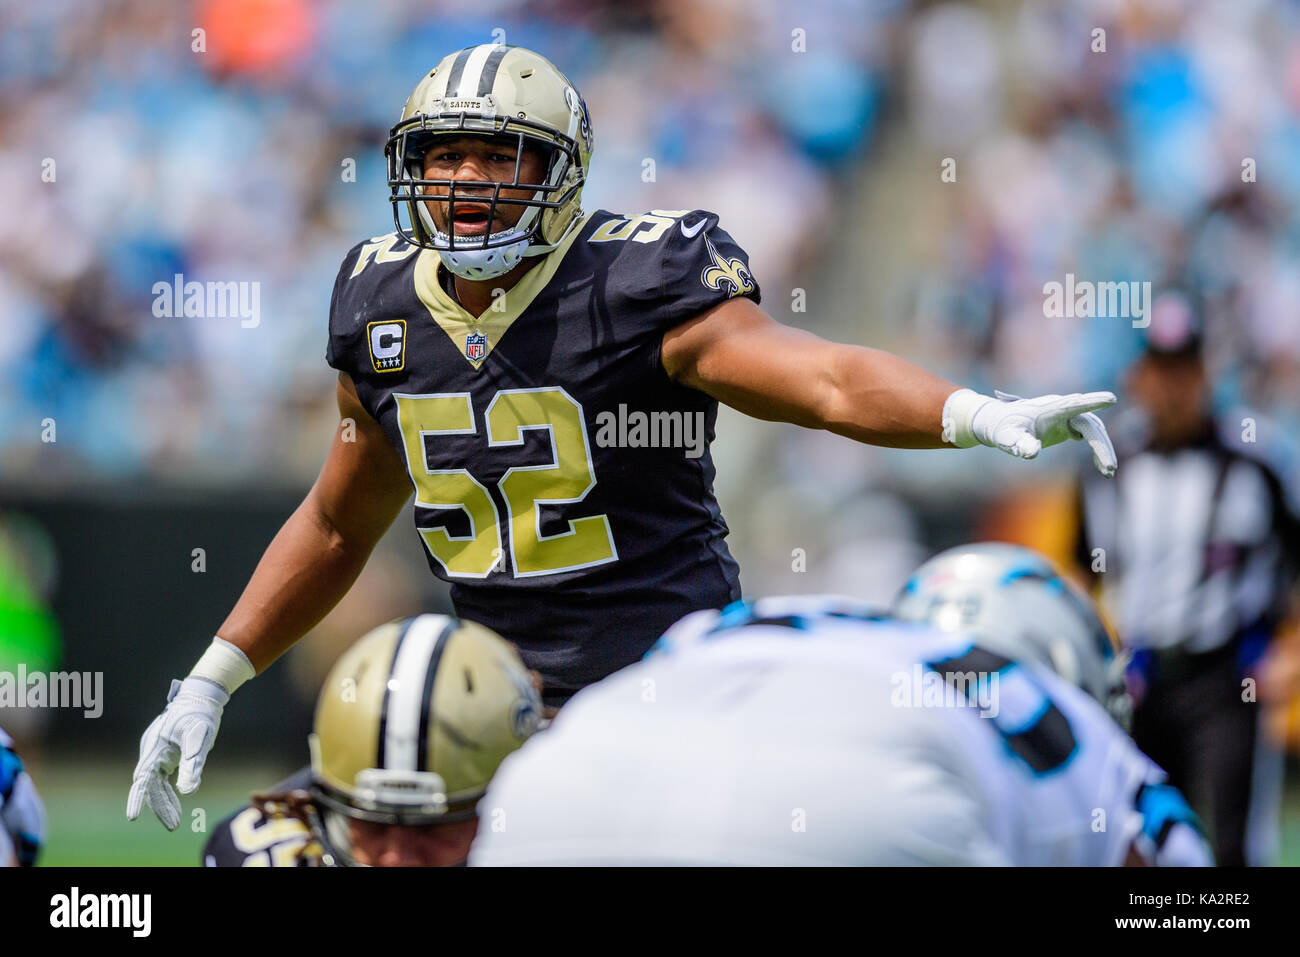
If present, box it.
[383,615,445,772]
[457,44,499,98]
[416,619,455,773]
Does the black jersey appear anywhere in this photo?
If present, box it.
[203,768,314,867]
[326,209,760,701]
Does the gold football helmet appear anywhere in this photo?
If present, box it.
[306,614,541,865]
[386,44,593,279]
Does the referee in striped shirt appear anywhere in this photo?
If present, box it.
[1074,290,1300,866]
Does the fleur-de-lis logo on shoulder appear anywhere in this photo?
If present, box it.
[700,232,756,298]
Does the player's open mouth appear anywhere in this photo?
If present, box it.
[450,204,496,236]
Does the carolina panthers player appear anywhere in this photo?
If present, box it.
[891,543,1209,866]
[470,547,1209,866]
[131,44,1119,830]
[202,614,540,866]
[0,727,45,867]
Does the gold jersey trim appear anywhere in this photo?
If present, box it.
[413,210,592,369]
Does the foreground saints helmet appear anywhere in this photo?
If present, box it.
[307,614,541,865]
[893,543,1130,728]
[386,44,594,280]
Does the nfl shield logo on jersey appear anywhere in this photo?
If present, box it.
[466,332,487,361]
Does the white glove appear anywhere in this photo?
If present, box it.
[127,676,229,831]
[943,388,1118,477]
[128,637,254,831]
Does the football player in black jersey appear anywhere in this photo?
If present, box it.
[131,45,1119,831]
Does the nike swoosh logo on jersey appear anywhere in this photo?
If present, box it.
[680,217,708,239]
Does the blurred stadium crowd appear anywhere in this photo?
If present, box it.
[697,0,1300,601]
[0,0,890,486]
[897,0,1300,438]
[2,0,1296,517]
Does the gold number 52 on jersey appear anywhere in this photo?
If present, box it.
[394,387,618,579]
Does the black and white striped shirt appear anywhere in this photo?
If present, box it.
[1076,415,1300,654]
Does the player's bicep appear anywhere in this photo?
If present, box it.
[661,298,836,427]
[307,374,411,547]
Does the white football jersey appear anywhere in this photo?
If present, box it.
[470,597,1210,866]
[0,726,46,867]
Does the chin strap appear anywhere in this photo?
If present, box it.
[523,206,586,257]
[439,265,460,302]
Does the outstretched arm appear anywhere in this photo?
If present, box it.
[129,373,412,830]
[662,297,1117,474]
[663,297,956,448]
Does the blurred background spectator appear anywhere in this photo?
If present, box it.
[1074,292,1300,866]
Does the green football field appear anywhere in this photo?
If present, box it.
[35,758,299,867]
[24,756,1300,866]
